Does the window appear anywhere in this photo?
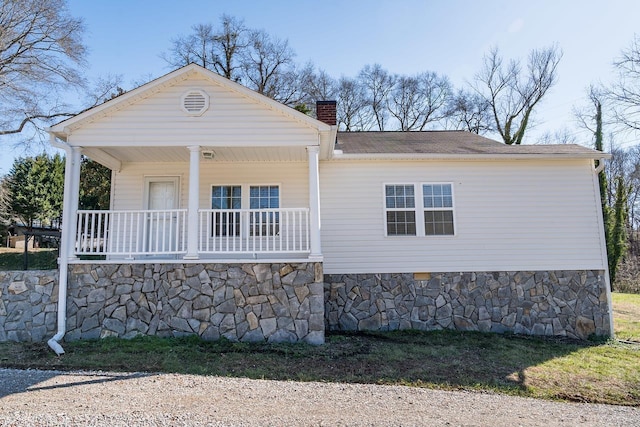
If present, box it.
[211,185,241,236]
[423,184,454,235]
[384,184,416,236]
[384,183,455,237]
[250,185,279,235]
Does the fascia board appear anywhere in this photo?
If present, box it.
[329,152,612,161]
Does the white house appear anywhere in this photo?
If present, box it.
[44,64,612,353]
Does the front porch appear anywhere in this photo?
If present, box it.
[56,144,324,264]
[75,207,311,260]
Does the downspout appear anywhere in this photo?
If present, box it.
[594,157,606,174]
[47,133,75,355]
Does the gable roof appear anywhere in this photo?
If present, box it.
[48,63,333,139]
[334,131,608,160]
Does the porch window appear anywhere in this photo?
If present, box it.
[249,185,280,236]
[211,185,241,236]
[384,184,416,236]
[423,184,455,236]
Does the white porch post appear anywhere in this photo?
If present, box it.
[307,145,322,259]
[184,145,200,259]
[63,146,82,260]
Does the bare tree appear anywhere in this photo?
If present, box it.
[475,45,562,144]
[359,64,395,130]
[609,35,640,131]
[0,0,87,137]
[535,128,578,145]
[292,64,338,116]
[336,77,370,131]
[303,67,337,102]
[444,90,492,134]
[240,29,299,104]
[162,16,248,81]
[387,72,452,131]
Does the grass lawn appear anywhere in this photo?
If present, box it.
[612,292,640,343]
[0,247,58,270]
[0,331,638,406]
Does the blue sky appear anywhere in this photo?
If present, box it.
[1,0,639,174]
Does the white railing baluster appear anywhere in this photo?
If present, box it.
[75,208,309,258]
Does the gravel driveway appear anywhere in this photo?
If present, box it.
[0,368,638,426]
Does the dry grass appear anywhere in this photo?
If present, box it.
[612,292,640,342]
[1,331,638,406]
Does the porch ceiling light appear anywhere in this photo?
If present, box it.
[201,150,215,160]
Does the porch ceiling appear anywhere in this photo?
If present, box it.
[85,145,309,165]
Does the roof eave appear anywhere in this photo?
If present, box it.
[329,152,612,161]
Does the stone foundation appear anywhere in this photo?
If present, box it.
[66,263,324,344]
[0,270,59,342]
[1,267,612,343]
[324,270,611,339]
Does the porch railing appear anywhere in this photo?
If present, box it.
[74,207,310,257]
[198,208,310,254]
[75,210,187,257]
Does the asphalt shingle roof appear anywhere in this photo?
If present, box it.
[335,131,601,157]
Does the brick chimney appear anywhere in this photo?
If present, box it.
[316,100,337,126]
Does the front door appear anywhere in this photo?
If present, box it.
[145,177,179,253]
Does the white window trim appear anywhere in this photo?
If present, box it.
[382,182,457,238]
[420,182,457,237]
[382,183,418,237]
[210,183,282,209]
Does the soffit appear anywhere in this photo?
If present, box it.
[88,146,308,164]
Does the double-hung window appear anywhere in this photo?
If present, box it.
[211,185,241,236]
[249,185,280,236]
[384,184,416,236]
[211,185,280,237]
[422,184,454,236]
[384,183,455,237]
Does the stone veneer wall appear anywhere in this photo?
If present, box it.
[0,270,59,342]
[66,262,324,344]
[324,270,611,339]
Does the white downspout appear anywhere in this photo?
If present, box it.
[47,134,81,355]
[594,157,606,174]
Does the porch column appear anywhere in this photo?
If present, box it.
[62,146,82,260]
[184,145,200,259]
[307,145,322,259]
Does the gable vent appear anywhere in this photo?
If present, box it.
[181,90,209,116]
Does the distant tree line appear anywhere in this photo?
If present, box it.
[161,15,562,145]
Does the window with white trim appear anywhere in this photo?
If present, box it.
[384,183,455,237]
[210,185,280,237]
[423,184,454,235]
[384,184,416,236]
[249,185,280,236]
[211,185,241,236]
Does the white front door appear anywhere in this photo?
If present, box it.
[145,177,179,253]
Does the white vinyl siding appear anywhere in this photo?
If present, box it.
[111,161,307,212]
[320,159,605,274]
[67,76,318,147]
